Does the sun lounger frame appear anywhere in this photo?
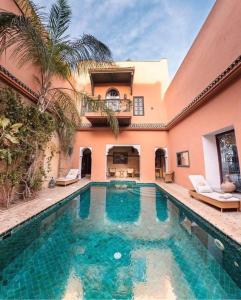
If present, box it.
[189,190,240,212]
[56,178,79,186]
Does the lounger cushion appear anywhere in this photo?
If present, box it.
[189,175,213,193]
[199,192,239,201]
[197,185,213,193]
[56,177,73,182]
[66,169,79,179]
[219,193,232,199]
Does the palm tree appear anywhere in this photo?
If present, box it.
[0,0,119,138]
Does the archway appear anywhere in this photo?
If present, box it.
[81,148,92,179]
[155,148,166,179]
[106,145,140,179]
[106,88,120,99]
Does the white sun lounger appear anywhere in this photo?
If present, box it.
[188,175,240,212]
[56,169,79,186]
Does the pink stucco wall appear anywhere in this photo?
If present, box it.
[0,0,72,94]
[164,0,241,188]
[164,0,241,120]
[72,130,168,181]
[0,0,41,91]
[168,78,241,188]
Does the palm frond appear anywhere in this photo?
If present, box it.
[48,88,81,125]
[61,34,113,73]
[15,0,46,24]
[104,108,119,137]
[48,0,71,43]
[0,12,48,68]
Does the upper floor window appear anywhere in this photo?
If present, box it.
[133,96,144,116]
[106,88,120,99]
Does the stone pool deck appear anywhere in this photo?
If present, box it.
[0,180,241,245]
[0,180,90,236]
[157,182,241,245]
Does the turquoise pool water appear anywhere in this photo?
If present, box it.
[0,182,241,299]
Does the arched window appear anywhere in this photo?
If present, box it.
[106,88,120,99]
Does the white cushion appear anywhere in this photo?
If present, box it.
[196,185,213,193]
[189,175,212,192]
[219,193,232,199]
[66,169,79,179]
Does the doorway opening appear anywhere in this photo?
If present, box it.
[81,148,92,179]
[155,148,166,179]
[216,130,241,190]
[106,146,140,179]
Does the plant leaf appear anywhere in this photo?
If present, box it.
[0,117,10,129]
[11,123,23,129]
[5,134,19,144]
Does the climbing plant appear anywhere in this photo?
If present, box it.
[0,0,118,136]
[0,88,55,207]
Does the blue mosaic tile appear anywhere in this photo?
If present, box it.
[0,184,241,299]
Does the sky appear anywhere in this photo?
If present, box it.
[35,0,215,78]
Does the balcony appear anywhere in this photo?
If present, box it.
[83,99,132,126]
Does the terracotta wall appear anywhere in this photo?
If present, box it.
[0,0,73,98]
[168,77,241,189]
[72,130,168,182]
[163,0,241,188]
[0,0,41,92]
[164,0,241,121]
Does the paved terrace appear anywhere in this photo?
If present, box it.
[0,180,90,236]
[0,180,241,245]
[156,182,241,245]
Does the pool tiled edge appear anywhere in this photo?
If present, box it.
[1,180,241,247]
[156,182,241,245]
[0,180,90,238]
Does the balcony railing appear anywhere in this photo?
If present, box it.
[83,99,132,114]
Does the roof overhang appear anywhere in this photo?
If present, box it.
[89,67,135,95]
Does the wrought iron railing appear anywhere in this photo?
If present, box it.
[83,99,132,114]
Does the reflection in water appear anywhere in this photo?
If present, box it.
[79,188,90,219]
[156,188,168,222]
[0,184,241,300]
[106,187,140,223]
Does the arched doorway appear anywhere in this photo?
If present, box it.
[81,148,92,178]
[106,145,140,179]
[155,148,166,179]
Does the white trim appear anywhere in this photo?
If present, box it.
[202,135,220,188]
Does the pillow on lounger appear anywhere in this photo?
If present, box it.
[197,185,213,193]
[219,193,232,199]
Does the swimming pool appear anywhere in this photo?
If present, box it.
[0,182,241,299]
